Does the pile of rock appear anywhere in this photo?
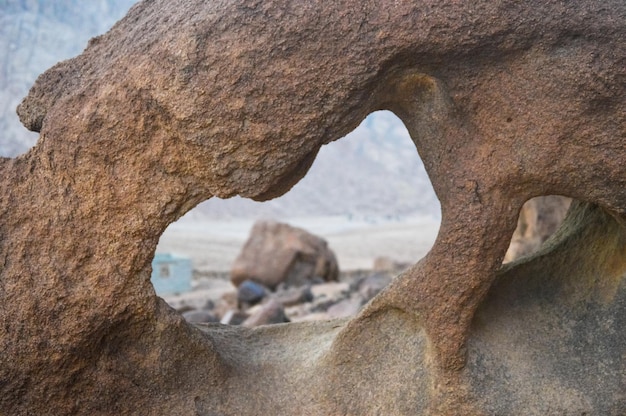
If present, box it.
[172,269,396,327]
[165,220,403,327]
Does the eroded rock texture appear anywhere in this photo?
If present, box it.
[0,0,624,415]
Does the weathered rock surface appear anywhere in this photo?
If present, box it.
[231,220,339,289]
[1,6,442,222]
[0,0,624,415]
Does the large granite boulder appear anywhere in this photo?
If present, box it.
[0,0,624,415]
[231,220,339,289]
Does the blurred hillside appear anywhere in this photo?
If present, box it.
[0,0,440,220]
[0,0,137,155]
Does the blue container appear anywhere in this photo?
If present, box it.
[150,253,193,295]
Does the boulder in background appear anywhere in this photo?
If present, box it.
[231,220,339,290]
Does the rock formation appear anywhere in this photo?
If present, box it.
[0,0,624,415]
[231,220,339,289]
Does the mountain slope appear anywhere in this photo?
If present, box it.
[0,0,137,155]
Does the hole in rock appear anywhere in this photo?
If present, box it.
[503,195,572,264]
[153,110,442,325]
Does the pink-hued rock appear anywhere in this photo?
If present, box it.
[231,220,339,289]
[0,0,624,414]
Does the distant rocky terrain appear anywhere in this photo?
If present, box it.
[0,0,137,155]
[0,1,440,219]
[164,200,571,326]
[163,219,407,326]
[167,268,399,327]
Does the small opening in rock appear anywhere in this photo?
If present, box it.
[154,110,441,325]
[503,195,572,263]
[506,117,513,123]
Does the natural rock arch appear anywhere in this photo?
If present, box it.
[0,0,624,415]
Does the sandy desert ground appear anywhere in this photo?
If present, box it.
[156,215,441,273]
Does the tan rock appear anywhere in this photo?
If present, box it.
[0,0,624,415]
[231,220,339,289]
[291,312,333,323]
